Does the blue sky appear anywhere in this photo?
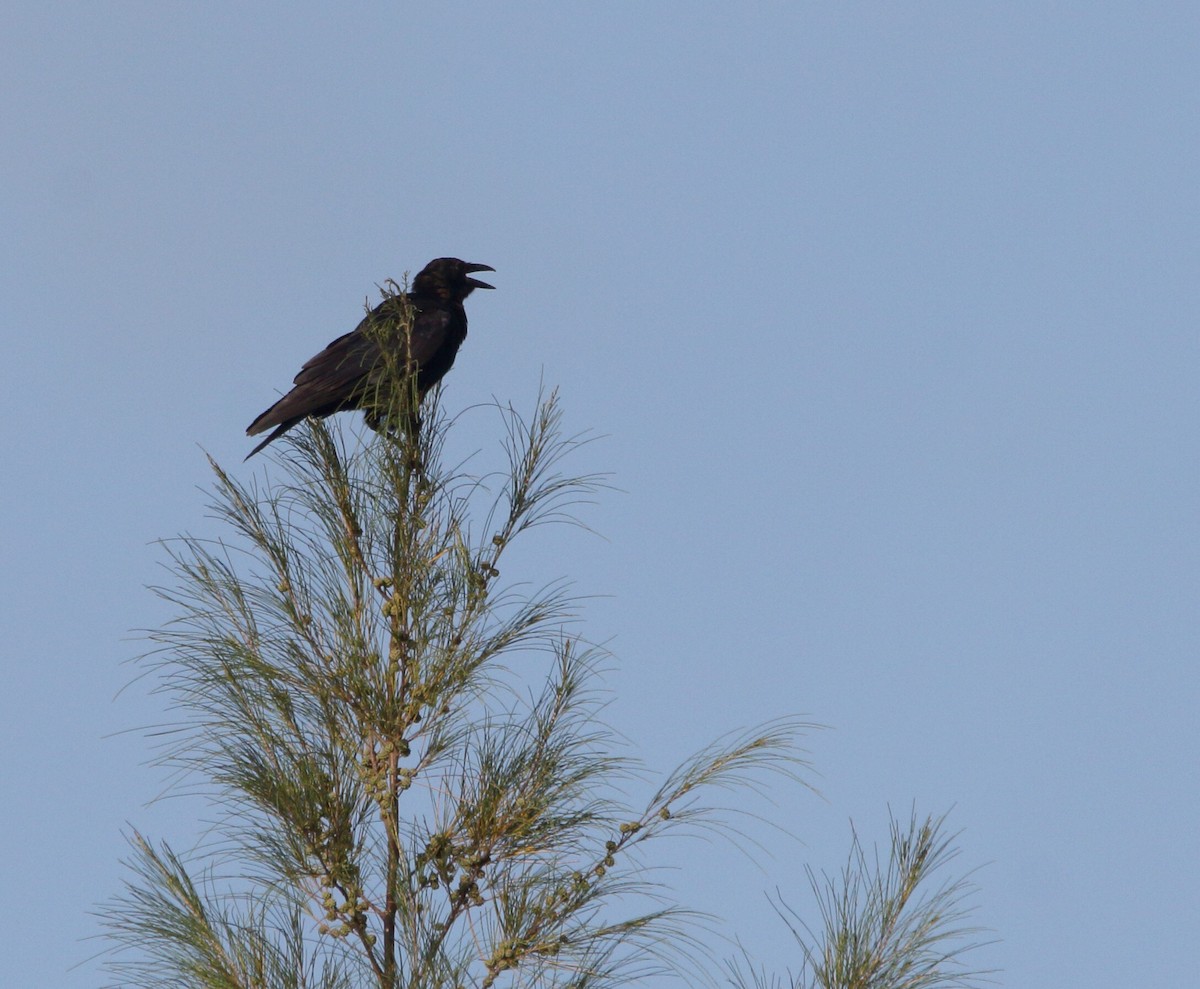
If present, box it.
[2,4,1196,986]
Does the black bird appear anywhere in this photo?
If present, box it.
[245,258,494,458]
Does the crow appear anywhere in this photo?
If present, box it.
[245,258,494,458]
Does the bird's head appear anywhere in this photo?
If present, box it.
[412,258,496,302]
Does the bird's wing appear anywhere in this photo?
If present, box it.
[247,296,463,436]
[292,324,378,389]
[246,325,379,435]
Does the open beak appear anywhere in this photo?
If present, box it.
[464,262,496,290]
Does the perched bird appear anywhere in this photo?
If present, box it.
[245,258,494,458]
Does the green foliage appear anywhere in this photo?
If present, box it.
[727,811,990,989]
[103,364,814,988]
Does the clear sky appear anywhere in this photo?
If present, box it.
[2,4,1196,986]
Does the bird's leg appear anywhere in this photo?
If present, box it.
[365,408,425,475]
[403,412,425,474]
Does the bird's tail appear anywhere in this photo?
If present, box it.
[244,422,292,460]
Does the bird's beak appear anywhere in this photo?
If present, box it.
[464,262,496,290]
